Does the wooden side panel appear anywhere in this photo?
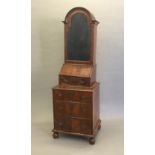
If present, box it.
[92,24,97,65]
[92,83,100,133]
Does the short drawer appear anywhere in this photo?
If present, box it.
[80,91,92,103]
[53,89,65,100]
[53,101,65,118]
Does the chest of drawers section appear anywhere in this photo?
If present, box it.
[53,88,93,135]
[52,82,100,141]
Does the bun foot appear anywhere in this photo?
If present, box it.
[89,137,95,145]
[53,132,59,139]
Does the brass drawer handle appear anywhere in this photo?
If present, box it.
[81,96,87,100]
[63,78,69,83]
[70,77,76,83]
[68,91,74,96]
[58,93,63,97]
[79,79,85,85]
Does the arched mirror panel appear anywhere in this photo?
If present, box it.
[67,13,91,61]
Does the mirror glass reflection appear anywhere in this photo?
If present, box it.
[67,13,91,61]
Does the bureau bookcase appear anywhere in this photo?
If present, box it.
[52,7,101,144]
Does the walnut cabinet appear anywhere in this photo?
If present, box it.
[52,7,101,144]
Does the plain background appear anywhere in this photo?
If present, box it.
[32,0,124,155]
[1,0,155,155]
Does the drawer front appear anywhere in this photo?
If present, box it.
[54,101,92,119]
[59,75,90,86]
[80,91,92,103]
[53,89,92,103]
[54,117,92,134]
[53,89,81,102]
[71,119,92,134]
[53,101,65,118]
[65,102,91,118]
[54,116,71,131]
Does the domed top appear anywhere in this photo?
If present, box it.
[63,7,99,25]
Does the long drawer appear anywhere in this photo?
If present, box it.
[54,116,92,135]
[53,89,92,103]
[54,100,92,119]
